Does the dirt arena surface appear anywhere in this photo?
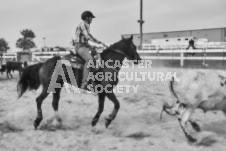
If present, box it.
[1,67,226,151]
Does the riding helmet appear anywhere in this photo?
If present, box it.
[81,11,95,20]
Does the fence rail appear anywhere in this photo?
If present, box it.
[142,42,226,50]
[1,45,226,68]
[137,48,226,67]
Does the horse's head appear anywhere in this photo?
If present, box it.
[120,35,142,64]
[102,36,142,64]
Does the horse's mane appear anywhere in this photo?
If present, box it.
[100,39,124,56]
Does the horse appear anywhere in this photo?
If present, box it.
[17,36,142,129]
[0,64,6,74]
[1,61,27,78]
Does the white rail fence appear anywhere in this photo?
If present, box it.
[1,43,226,67]
[32,51,69,62]
[1,53,17,59]
[142,42,226,50]
[138,49,226,67]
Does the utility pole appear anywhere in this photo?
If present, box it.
[138,0,144,49]
[43,37,46,51]
[43,37,46,48]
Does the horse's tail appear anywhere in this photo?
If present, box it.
[17,63,43,98]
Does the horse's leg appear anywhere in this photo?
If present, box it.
[52,87,62,125]
[92,92,106,127]
[19,69,22,77]
[34,88,49,129]
[8,70,13,78]
[105,92,120,128]
[10,71,13,78]
[6,70,9,79]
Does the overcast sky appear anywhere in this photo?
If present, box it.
[0,0,226,50]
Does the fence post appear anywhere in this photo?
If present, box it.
[180,51,184,67]
[223,44,225,67]
[202,48,207,67]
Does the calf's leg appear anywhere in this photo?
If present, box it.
[178,107,197,142]
[189,119,201,132]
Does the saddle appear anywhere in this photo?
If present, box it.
[62,50,101,70]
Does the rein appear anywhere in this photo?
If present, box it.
[110,48,132,60]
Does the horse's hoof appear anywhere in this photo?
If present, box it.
[34,123,38,130]
[105,118,112,128]
[34,118,42,130]
[92,118,99,127]
[92,121,97,127]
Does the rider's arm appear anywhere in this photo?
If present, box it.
[81,23,101,44]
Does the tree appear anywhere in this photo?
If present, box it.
[0,38,10,65]
[21,29,35,39]
[16,29,36,51]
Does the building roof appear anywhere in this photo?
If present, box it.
[122,26,226,36]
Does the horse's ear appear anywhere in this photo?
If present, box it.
[69,50,75,55]
[121,35,125,40]
[129,35,133,41]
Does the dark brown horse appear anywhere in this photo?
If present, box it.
[0,61,27,78]
[17,36,141,129]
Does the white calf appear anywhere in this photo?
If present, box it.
[161,70,226,142]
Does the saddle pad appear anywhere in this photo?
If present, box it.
[70,62,84,69]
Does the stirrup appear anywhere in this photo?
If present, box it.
[80,85,88,90]
[80,89,89,94]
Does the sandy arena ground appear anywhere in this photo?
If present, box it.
[1,67,226,151]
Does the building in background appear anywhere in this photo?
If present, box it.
[122,27,226,47]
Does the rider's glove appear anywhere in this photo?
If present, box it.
[100,42,108,48]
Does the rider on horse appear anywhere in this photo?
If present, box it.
[74,11,107,90]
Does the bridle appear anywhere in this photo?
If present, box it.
[102,48,131,73]
[110,48,132,60]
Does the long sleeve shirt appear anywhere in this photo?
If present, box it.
[74,21,100,44]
